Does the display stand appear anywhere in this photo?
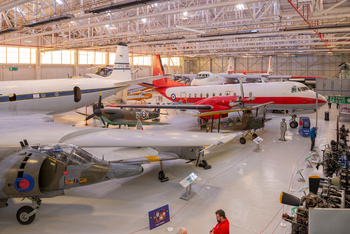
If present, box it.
[296,169,305,182]
[299,187,308,195]
[179,173,198,201]
[305,156,313,168]
[253,136,263,152]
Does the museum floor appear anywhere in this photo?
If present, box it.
[0,98,347,234]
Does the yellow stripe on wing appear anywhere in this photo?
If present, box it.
[145,156,161,162]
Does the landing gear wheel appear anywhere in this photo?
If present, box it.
[199,160,212,170]
[240,137,246,144]
[158,170,169,182]
[252,133,258,139]
[290,121,298,129]
[16,206,35,225]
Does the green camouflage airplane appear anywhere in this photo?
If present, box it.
[83,94,168,128]
[0,140,143,225]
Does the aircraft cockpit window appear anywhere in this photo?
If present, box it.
[40,144,73,164]
[297,88,302,92]
[300,87,309,92]
[291,86,297,93]
[70,147,94,165]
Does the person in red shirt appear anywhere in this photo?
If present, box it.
[210,209,230,234]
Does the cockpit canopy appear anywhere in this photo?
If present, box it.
[291,84,310,93]
[38,144,96,165]
[195,72,213,79]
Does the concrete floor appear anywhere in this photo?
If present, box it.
[0,98,349,234]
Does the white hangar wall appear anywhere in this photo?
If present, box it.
[184,55,347,78]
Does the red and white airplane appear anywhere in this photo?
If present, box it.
[134,78,327,127]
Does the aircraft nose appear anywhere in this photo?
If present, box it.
[317,94,327,105]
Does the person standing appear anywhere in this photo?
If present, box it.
[209,209,229,234]
[279,118,287,141]
[310,126,318,151]
[178,227,187,234]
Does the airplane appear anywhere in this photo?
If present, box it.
[81,94,167,128]
[0,141,143,225]
[0,43,166,116]
[0,119,236,224]
[137,77,327,128]
[177,57,324,86]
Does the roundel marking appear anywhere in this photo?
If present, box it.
[170,93,176,101]
[15,174,35,193]
[141,110,147,119]
[222,123,228,129]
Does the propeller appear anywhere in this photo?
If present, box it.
[239,77,244,100]
[85,93,107,127]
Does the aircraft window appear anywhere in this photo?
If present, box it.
[194,93,197,98]
[206,74,209,77]
[189,93,191,98]
[9,93,16,101]
[206,93,209,98]
[300,87,309,91]
[40,144,73,164]
[291,86,297,93]
[219,93,222,96]
[298,88,302,92]
[212,93,215,97]
[200,93,203,98]
[74,86,81,102]
[233,92,236,96]
[70,147,94,165]
[226,92,229,96]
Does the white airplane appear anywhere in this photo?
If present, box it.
[178,57,323,86]
[140,78,327,128]
[0,42,164,115]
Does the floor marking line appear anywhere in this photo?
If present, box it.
[130,134,277,233]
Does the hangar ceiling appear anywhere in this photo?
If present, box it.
[0,0,350,57]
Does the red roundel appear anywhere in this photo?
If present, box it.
[299,120,303,126]
[19,179,30,190]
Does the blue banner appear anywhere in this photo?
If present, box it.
[148,204,170,230]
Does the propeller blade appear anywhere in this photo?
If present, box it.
[309,175,321,194]
[85,113,96,121]
[100,116,107,127]
[97,93,102,109]
[280,192,302,206]
[239,77,244,99]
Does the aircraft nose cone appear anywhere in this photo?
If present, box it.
[318,94,327,105]
[111,163,144,179]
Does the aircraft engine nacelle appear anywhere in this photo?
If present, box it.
[2,147,67,199]
[3,149,47,198]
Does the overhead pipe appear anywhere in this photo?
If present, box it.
[288,0,332,52]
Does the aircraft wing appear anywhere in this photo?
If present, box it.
[115,75,169,86]
[194,102,274,117]
[107,104,213,110]
[111,152,179,164]
[58,128,237,148]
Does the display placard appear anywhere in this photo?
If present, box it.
[179,172,198,188]
[148,204,170,230]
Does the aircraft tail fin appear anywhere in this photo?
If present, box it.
[153,54,165,76]
[108,42,132,82]
[267,56,273,75]
[152,78,189,88]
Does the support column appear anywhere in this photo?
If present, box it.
[74,49,78,76]
[36,49,41,80]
